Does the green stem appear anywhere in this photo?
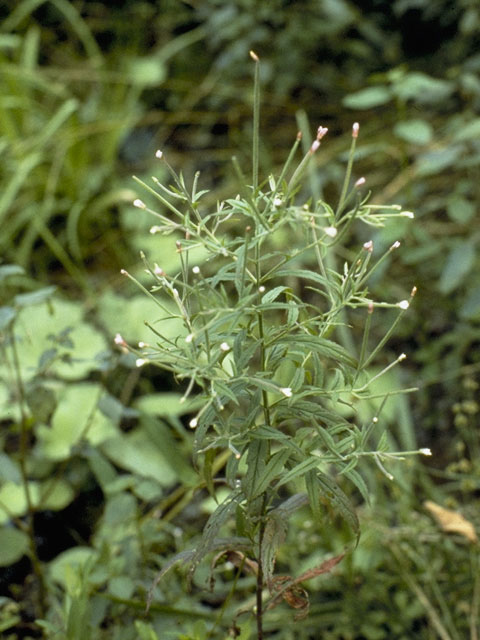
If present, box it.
[251,51,260,192]
[9,328,47,618]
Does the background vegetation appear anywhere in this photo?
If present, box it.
[0,1,479,638]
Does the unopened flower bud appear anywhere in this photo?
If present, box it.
[189,417,198,429]
[114,333,125,346]
[390,241,401,250]
[352,122,360,138]
[419,448,432,456]
[355,177,366,188]
[317,126,328,140]
[249,50,259,61]
[220,342,230,352]
[400,211,415,219]
[310,139,320,153]
[192,266,200,274]
[155,149,163,159]
[280,387,293,397]
[363,240,373,252]
[136,358,147,367]
[133,199,146,209]
[324,226,337,238]
[397,300,409,310]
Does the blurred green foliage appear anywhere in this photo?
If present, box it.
[0,0,479,638]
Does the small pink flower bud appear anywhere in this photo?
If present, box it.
[296,131,302,141]
[368,301,374,314]
[114,333,125,346]
[355,177,366,188]
[352,122,360,138]
[316,126,328,140]
[390,241,401,250]
[411,286,417,297]
[363,240,373,252]
[310,139,320,153]
[249,50,259,61]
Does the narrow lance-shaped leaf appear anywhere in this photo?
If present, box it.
[188,490,243,582]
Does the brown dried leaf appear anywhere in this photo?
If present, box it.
[424,500,478,543]
[267,552,345,614]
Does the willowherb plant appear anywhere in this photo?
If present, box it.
[120,52,428,637]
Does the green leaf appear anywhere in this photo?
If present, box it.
[276,456,320,488]
[417,145,464,177]
[261,286,289,304]
[0,480,74,524]
[142,416,196,485]
[446,195,475,224]
[316,472,359,536]
[244,439,268,502]
[438,241,476,294]
[249,448,291,500]
[276,335,357,367]
[203,448,216,497]
[274,268,331,291]
[393,119,433,145]
[392,72,453,105]
[25,383,57,423]
[305,470,322,523]
[101,425,178,486]
[453,118,480,142]
[49,547,100,589]
[262,510,288,588]
[188,490,242,581]
[134,392,203,417]
[460,285,480,320]
[0,527,29,566]
[0,453,21,484]
[2,299,108,381]
[14,286,57,307]
[341,468,370,504]
[0,306,16,330]
[36,384,117,461]
[0,264,25,280]
[343,86,392,109]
